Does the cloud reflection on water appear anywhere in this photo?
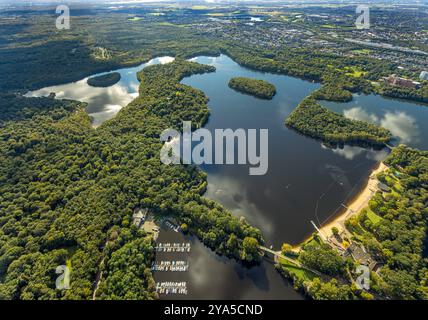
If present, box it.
[205,175,275,240]
[343,106,379,123]
[380,111,420,145]
[323,144,389,161]
[25,56,175,127]
[343,106,419,145]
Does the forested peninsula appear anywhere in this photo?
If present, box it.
[285,96,392,147]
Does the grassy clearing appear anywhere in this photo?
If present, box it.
[352,49,371,55]
[343,66,367,78]
[366,208,382,224]
[279,258,318,282]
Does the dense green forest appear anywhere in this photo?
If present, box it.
[299,241,347,277]
[0,13,221,92]
[310,71,373,102]
[347,146,428,299]
[87,72,121,88]
[0,60,263,300]
[95,231,157,300]
[285,96,392,147]
[377,83,428,104]
[311,84,353,102]
[228,77,276,99]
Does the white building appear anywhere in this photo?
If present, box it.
[420,71,428,81]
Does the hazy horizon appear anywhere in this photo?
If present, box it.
[1,0,427,5]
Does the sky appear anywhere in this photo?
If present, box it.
[1,0,426,5]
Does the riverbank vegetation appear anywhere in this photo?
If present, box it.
[377,83,428,104]
[228,77,276,99]
[96,232,157,300]
[311,84,353,102]
[87,72,121,88]
[298,241,346,277]
[285,96,392,147]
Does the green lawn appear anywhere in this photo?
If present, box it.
[352,49,371,55]
[366,208,382,224]
[344,66,367,78]
[279,259,318,282]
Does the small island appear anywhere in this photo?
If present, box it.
[87,72,121,87]
[228,77,276,100]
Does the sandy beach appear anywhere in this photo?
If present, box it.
[317,162,388,239]
[289,162,388,253]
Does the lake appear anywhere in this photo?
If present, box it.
[26,54,427,300]
[25,56,175,127]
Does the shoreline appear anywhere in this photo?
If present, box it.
[293,161,388,251]
[318,161,388,239]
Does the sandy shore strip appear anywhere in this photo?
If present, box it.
[290,162,388,252]
[318,162,388,239]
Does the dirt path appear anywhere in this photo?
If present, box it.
[92,257,105,300]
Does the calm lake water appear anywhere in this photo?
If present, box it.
[184,55,390,247]
[27,54,427,300]
[321,95,428,151]
[25,56,175,126]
